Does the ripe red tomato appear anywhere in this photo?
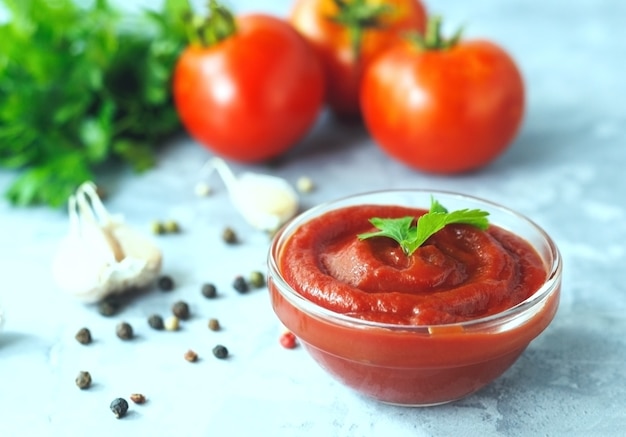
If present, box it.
[289,0,426,119]
[360,27,525,173]
[173,14,325,163]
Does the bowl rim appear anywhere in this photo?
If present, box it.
[268,188,562,333]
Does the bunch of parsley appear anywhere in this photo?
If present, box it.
[0,0,191,207]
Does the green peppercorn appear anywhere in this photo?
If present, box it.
[249,271,265,288]
[116,322,133,340]
[222,227,238,244]
[157,275,174,291]
[233,276,248,294]
[164,220,180,233]
[212,344,229,359]
[75,327,92,345]
[98,299,120,317]
[148,314,164,330]
[201,283,217,299]
[208,318,220,331]
[75,371,92,389]
[172,300,190,320]
[110,398,129,419]
[151,221,165,235]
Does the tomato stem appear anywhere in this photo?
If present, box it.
[183,0,237,47]
[329,0,394,58]
[407,15,462,51]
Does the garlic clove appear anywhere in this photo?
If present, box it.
[230,172,299,232]
[198,158,299,232]
[52,182,162,303]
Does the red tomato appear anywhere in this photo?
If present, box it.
[360,31,525,173]
[289,0,427,119]
[173,14,325,163]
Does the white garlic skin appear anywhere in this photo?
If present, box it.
[52,182,162,303]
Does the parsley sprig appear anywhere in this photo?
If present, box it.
[357,197,490,256]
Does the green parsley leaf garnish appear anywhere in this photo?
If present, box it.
[357,196,490,256]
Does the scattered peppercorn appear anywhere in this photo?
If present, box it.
[184,349,198,362]
[75,371,92,389]
[98,299,120,317]
[172,300,190,320]
[233,276,248,294]
[157,275,175,291]
[201,283,217,299]
[296,176,315,193]
[164,316,180,331]
[212,344,229,359]
[280,331,298,349]
[222,227,238,244]
[110,398,129,419]
[208,318,220,331]
[148,314,164,330]
[249,271,265,288]
[129,393,146,404]
[163,220,180,233]
[194,182,212,197]
[75,327,92,345]
[116,322,134,340]
[151,221,166,235]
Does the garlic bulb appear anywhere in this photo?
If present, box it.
[199,158,299,232]
[52,182,162,303]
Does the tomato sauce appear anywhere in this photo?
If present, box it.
[279,204,547,326]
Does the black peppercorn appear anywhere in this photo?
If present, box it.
[212,344,229,359]
[148,314,164,330]
[201,283,217,299]
[157,275,174,291]
[110,398,129,419]
[222,227,238,244]
[75,371,92,389]
[75,327,92,345]
[233,276,248,294]
[249,271,265,288]
[116,322,133,340]
[172,300,190,320]
[98,299,120,317]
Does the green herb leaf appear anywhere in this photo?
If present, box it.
[357,197,490,256]
[0,0,191,207]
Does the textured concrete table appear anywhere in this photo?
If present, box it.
[1,0,625,435]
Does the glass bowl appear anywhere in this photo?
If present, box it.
[267,190,561,406]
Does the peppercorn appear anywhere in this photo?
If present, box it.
[157,275,174,291]
[75,327,92,345]
[163,220,180,234]
[151,221,165,235]
[75,371,92,389]
[296,176,315,193]
[116,322,133,340]
[232,276,248,294]
[249,271,265,288]
[222,227,238,244]
[280,331,298,349]
[212,344,229,359]
[129,393,146,404]
[184,349,198,362]
[164,316,180,331]
[172,300,190,320]
[110,398,129,419]
[208,318,220,331]
[201,283,217,299]
[98,299,120,317]
[148,314,164,330]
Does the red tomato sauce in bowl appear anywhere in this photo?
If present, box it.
[268,190,561,406]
